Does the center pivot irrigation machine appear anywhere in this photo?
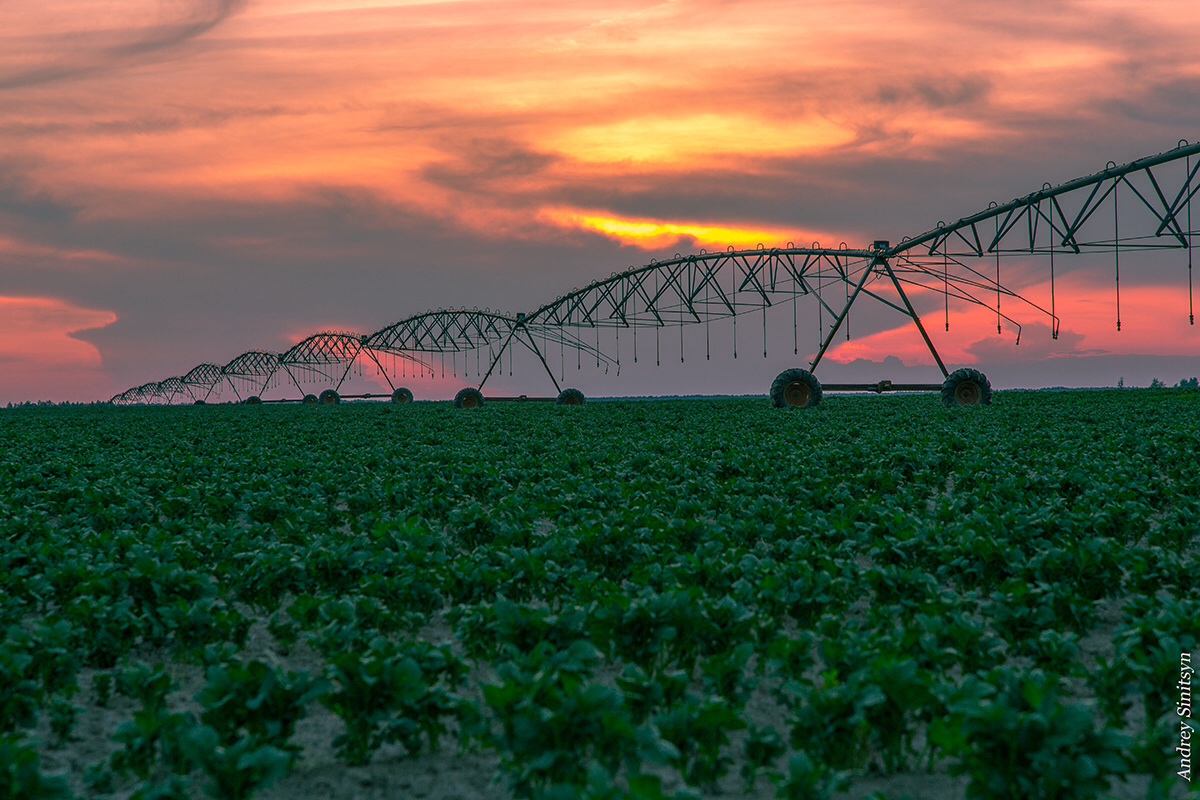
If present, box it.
[113,140,1200,409]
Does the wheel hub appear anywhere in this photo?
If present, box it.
[955,381,981,406]
[785,381,812,408]
[461,394,480,409]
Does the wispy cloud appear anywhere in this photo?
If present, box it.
[0,1,246,90]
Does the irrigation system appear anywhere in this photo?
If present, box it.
[113,140,1200,409]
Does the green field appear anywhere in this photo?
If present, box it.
[2,392,1198,799]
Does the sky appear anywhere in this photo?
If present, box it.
[2,0,1200,403]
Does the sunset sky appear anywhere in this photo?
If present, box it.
[3,0,1200,403]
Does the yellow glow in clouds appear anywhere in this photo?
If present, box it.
[552,114,854,165]
[544,208,804,250]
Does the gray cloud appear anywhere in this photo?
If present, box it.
[0,104,298,140]
[113,0,246,57]
[965,322,1088,363]
[0,0,245,91]
[877,75,992,109]
[1103,76,1200,128]
[422,138,560,197]
[0,166,80,223]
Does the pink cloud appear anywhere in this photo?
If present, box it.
[0,296,118,402]
[824,272,1200,369]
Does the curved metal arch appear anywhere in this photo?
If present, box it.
[221,350,281,378]
[182,363,223,387]
[516,239,1072,383]
[364,308,519,354]
[426,245,902,391]
[133,381,168,404]
[364,308,588,393]
[280,331,364,365]
[179,363,224,402]
[111,387,142,405]
[279,330,400,393]
[525,246,877,331]
[281,331,362,389]
[219,350,281,401]
[158,376,187,402]
[897,140,1200,258]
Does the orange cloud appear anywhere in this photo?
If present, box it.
[1,0,1042,221]
[0,236,125,264]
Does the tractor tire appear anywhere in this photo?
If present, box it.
[319,389,341,405]
[941,368,993,407]
[392,387,414,404]
[770,368,823,409]
[556,388,585,406]
[455,387,484,409]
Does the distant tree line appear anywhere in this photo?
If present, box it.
[4,400,114,409]
[1119,377,1198,390]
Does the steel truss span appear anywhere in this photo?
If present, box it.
[112,139,1200,406]
[362,309,614,395]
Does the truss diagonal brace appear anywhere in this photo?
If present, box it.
[479,322,519,390]
[478,317,562,394]
[880,259,949,379]
[514,327,561,394]
[809,257,880,373]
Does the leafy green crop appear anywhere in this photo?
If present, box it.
[0,733,71,800]
[196,659,326,761]
[321,637,467,765]
[931,668,1130,800]
[0,391,1196,797]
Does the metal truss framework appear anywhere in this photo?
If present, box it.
[215,351,280,401]
[278,332,396,395]
[524,245,910,372]
[181,364,223,401]
[518,139,1200,381]
[113,140,1200,404]
[112,382,167,405]
[364,309,613,393]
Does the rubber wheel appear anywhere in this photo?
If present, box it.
[556,388,585,406]
[770,368,822,409]
[193,400,207,405]
[455,387,484,409]
[942,368,993,407]
[319,389,341,405]
[392,387,414,404]
[302,394,318,405]
[244,396,262,405]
